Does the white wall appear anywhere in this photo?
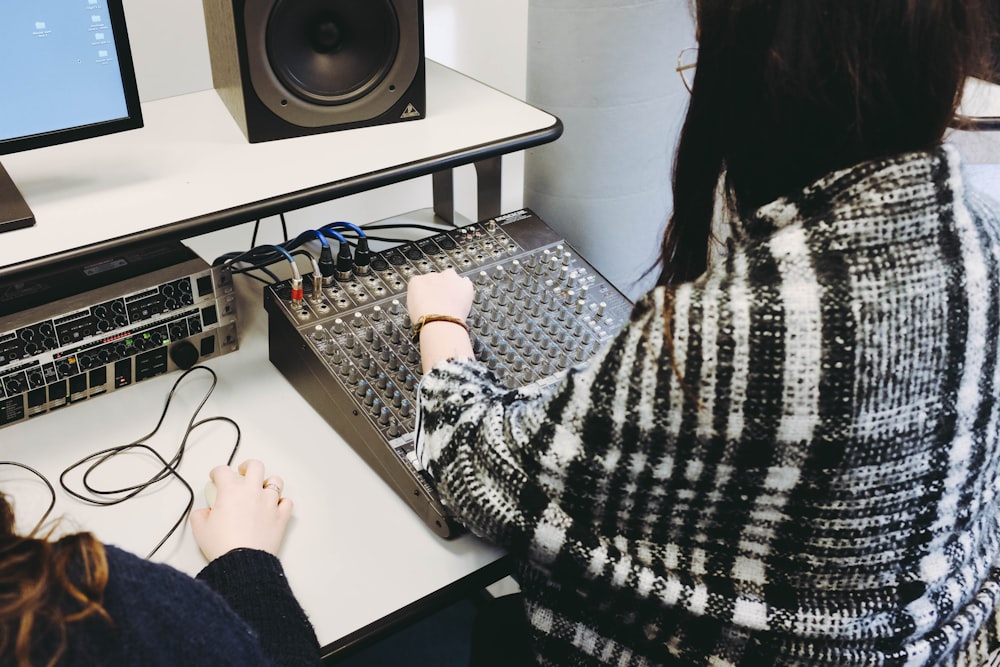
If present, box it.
[122,0,528,102]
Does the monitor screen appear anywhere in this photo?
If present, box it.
[0,0,143,233]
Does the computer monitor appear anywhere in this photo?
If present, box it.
[0,0,143,234]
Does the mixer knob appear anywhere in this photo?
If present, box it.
[343,333,356,350]
[389,299,403,315]
[351,312,365,329]
[391,390,403,408]
[355,380,369,398]
[404,374,416,391]
[326,348,344,364]
[576,299,587,315]
[370,306,383,321]
[388,421,401,438]
[476,271,489,286]
[376,372,389,390]
[399,399,412,418]
[378,407,391,425]
[597,302,607,317]
[363,388,375,406]
[509,259,522,275]
[512,357,526,372]
[371,397,384,416]
[332,318,346,334]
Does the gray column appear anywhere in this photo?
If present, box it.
[524,0,694,298]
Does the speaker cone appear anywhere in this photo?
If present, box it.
[266,0,400,106]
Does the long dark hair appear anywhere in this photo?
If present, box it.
[657,0,996,286]
[0,494,111,667]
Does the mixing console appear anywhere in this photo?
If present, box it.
[264,209,632,537]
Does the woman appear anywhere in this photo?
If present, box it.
[0,459,320,666]
[406,1,1000,664]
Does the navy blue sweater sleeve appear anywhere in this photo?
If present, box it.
[197,548,321,667]
[89,545,288,666]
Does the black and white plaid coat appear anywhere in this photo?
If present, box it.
[415,146,1000,666]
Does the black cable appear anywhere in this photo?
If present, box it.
[58,366,240,559]
[362,222,454,233]
[250,219,261,248]
[0,461,57,537]
[230,265,281,283]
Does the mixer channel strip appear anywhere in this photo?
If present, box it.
[264,209,632,537]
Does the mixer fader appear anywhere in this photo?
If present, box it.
[264,209,632,537]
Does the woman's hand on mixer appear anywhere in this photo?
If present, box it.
[405,269,474,322]
[406,269,475,372]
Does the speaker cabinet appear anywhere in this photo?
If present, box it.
[202,0,425,143]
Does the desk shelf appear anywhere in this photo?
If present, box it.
[0,59,561,279]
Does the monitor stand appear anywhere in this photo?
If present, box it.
[0,161,36,233]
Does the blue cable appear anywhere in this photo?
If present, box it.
[324,220,366,238]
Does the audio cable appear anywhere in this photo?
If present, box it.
[58,365,241,559]
[0,461,57,537]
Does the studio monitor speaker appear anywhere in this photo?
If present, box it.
[202,0,425,143]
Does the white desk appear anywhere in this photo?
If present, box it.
[0,59,560,659]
